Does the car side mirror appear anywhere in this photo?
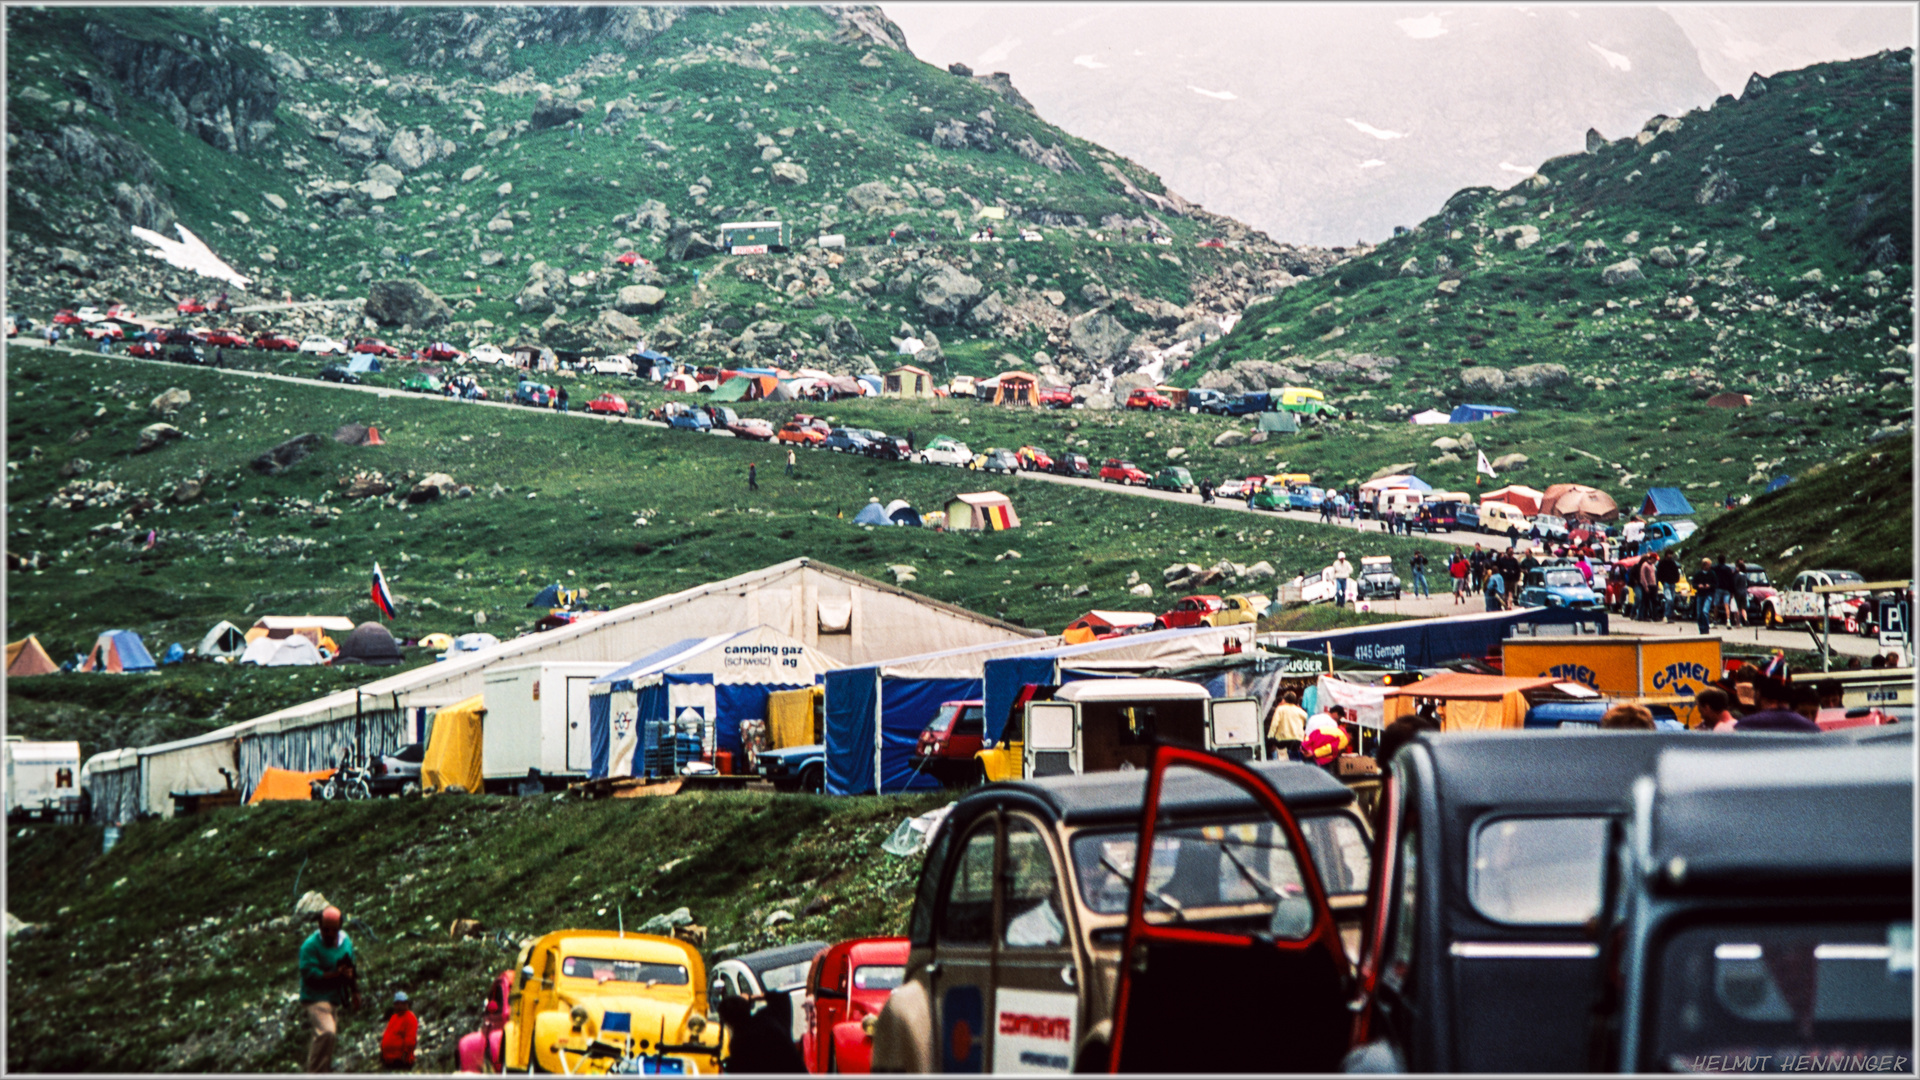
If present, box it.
[711,976,730,1000]
[1268,894,1315,940]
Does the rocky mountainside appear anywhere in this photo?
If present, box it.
[5,5,1342,392]
[1186,48,1913,496]
[888,4,1740,245]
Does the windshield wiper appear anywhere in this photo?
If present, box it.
[1216,840,1292,901]
[1100,853,1187,922]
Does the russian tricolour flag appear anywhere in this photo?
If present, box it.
[371,563,397,620]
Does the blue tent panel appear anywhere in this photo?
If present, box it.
[857,374,884,393]
[713,682,810,759]
[824,667,880,795]
[161,643,186,665]
[637,350,673,362]
[527,582,564,609]
[1449,404,1516,423]
[852,502,893,526]
[589,692,613,779]
[879,676,976,793]
[890,506,924,528]
[1400,475,1433,493]
[346,355,382,374]
[592,637,716,690]
[982,655,1059,746]
[1284,607,1607,671]
[105,630,157,672]
[1639,487,1696,516]
[1765,475,1791,494]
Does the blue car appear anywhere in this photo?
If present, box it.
[1288,485,1326,510]
[514,381,552,407]
[1454,504,1482,531]
[1516,565,1602,609]
[1638,519,1697,554]
[824,427,873,453]
[1524,701,1686,731]
[668,409,713,432]
[755,743,824,792]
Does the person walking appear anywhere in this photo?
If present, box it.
[785,446,796,478]
[1729,560,1750,628]
[1410,550,1430,598]
[1469,544,1489,591]
[1331,551,1353,607]
[1656,552,1681,621]
[1266,690,1308,761]
[300,905,360,1074]
[1483,566,1507,611]
[1711,555,1739,627]
[1636,555,1659,623]
[748,463,758,492]
[1449,550,1469,605]
[556,385,569,413]
[1496,550,1522,611]
[1622,516,1645,557]
[1690,558,1717,634]
[380,992,419,1070]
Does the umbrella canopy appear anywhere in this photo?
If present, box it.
[1540,483,1621,522]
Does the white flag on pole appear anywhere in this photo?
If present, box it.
[1476,449,1498,478]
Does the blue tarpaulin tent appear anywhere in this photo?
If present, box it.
[587,627,838,780]
[526,582,575,609]
[980,625,1260,745]
[345,355,382,374]
[852,501,894,526]
[1449,404,1515,423]
[1274,607,1608,671]
[1765,475,1792,494]
[1639,487,1696,516]
[823,636,1065,795]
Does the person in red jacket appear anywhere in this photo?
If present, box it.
[381,991,419,1070]
[1300,706,1352,769]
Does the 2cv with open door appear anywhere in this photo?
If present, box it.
[501,929,724,1073]
[870,748,1371,1073]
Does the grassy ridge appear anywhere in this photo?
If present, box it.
[5,788,947,1072]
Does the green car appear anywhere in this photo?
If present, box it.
[1249,485,1289,511]
[401,372,444,394]
[1150,466,1196,493]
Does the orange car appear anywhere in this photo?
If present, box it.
[776,421,826,445]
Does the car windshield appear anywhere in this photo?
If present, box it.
[1827,571,1866,584]
[757,958,813,993]
[852,965,905,991]
[1541,569,1587,589]
[560,956,691,986]
[1070,813,1367,922]
[1650,920,1913,1070]
[1744,567,1772,585]
[1469,816,1608,924]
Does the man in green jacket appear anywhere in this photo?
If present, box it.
[300,905,359,1073]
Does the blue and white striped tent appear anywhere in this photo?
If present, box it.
[587,626,839,781]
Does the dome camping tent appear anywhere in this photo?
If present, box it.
[197,620,248,660]
[853,499,894,527]
[6,635,59,677]
[80,630,156,673]
[335,621,405,666]
[885,499,923,528]
[240,635,324,666]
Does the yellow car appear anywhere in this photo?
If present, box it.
[1204,593,1271,626]
[502,930,723,1074]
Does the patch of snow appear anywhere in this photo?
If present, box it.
[1359,159,1387,168]
[1189,85,1237,100]
[1498,161,1535,173]
[1396,13,1448,38]
[1589,42,1632,70]
[130,224,252,289]
[1072,54,1108,69]
[1345,118,1409,140]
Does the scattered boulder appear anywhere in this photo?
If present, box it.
[1647,245,1679,268]
[846,180,895,212]
[1508,363,1570,390]
[407,472,458,503]
[345,474,393,499]
[615,284,667,314]
[1128,583,1153,598]
[965,291,1005,327]
[770,161,808,186]
[1601,258,1645,286]
[384,126,455,172]
[169,477,203,503]
[589,308,644,346]
[664,223,717,261]
[530,95,590,130]
[364,280,452,327]
[148,387,191,417]
[135,423,185,453]
[1431,437,1462,452]
[53,247,95,275]
[251,433,322,474]
[1068,310,1133,362]
[1491,453,1530,471]
[1211,430,1248,448]
[915,264,984,325]
[1459,367,1507,394]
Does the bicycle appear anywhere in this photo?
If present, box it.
[317,745,374,802]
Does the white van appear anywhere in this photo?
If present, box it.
[1478,500,1532,536]
[1378,488,1427,516]
[480,662,619,790]
[1022,678,1260,778]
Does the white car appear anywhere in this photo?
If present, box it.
[298,336,347,356]
[72,306,105,323]
[1533,513,1570,541]
[467,343,511,366]
[917,438,973,467]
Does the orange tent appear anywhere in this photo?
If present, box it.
[1382,672,1567,732]
[6,635,58,677]
[1480,484,1545,515]
[247,767,334,804]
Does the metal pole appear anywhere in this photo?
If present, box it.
[1823,594,1832,672]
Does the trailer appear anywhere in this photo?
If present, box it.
[479,662,619,791]
[718,220,788,254]
[6,737,82,823]
[1499,635,1722,728]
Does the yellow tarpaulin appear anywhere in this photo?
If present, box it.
[421,694,486,793]
[768,686,822,749]
[248,767,335,804]
[1383,672,1562,732]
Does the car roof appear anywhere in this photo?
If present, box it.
[962,759,1355,829]
[1413,730,1788,818]
[727,940,828,976]
[1648,740,1911,889]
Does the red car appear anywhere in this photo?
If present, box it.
[1099,458,1150,485]
[456,969,513,1073]
[913,699,986,787]
[176,298,207,314]
[802,938,910,1074]
[159,327,206,345]
[1125,387,1173,410]
[80,323,124,341]
[1159,594,1225,629]
[1038,385,1074,408]
[585,392,629,417]
[353,339,400,357]
[52,309,83,326]
[128,341,163,359]
[203,328,249,348]
[1015,445,1054,471]
[253,332,300,351]
[420,342,465,362]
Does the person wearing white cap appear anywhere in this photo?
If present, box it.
[381,990,419,1070]
[1331,551,1354,607]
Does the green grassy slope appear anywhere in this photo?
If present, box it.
[5,789,947,1072]
[1194,49,1914,428]
[7,346,1469,762]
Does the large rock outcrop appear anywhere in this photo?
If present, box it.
[915,265,984,325]
[82,20,279,154]
[364,281,452,328]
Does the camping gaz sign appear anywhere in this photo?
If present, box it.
[722,642,808,672]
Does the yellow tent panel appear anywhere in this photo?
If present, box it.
[248,767,334,804]
[768,686,823,749]
[421,694,487,793]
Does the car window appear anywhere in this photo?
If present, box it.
[853,965,906,991]
[1469,816,1608,925]
[1382,816,1419,992]
[1002,817,1068,949]
[1298,813,1372,897]
[1070,818,1309,927]
[956,706,985,737]
[940,823,998,945]
[561,956,690,986]
[908,823,953,947]
[758,959,813,993]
